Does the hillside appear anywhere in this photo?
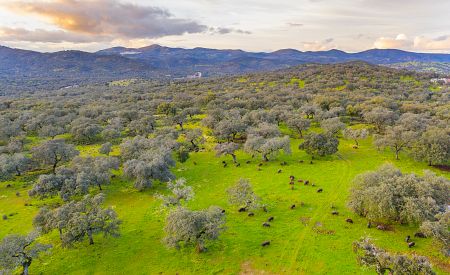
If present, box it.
[1,45,450,93]
[0,46,159,93]
[387,62,450,74]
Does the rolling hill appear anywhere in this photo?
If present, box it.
[1,44,450,92]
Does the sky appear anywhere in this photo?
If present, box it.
[0,0,449,53]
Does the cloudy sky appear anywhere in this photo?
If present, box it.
[0,0,449,53]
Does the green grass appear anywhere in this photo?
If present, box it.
[400,75,422,86]
[429,85,442,92]
[288,77,305,88]
[1,136,449,274]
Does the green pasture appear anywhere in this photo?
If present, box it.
[1,135,449,274]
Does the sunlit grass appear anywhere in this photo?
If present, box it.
[0,133,448,274]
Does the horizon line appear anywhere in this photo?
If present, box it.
[1,44,450,56]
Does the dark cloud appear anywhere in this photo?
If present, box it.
[287,22,304,27]
[356,34,365,39]
[235,29,252,35]
[435,35,449,41]
[210,27,251,35]
[6,0,208,40]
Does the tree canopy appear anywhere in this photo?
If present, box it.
[0,232,51,275]
[299,132,339,159]
[348,164,449,225]
[164,206,226,253]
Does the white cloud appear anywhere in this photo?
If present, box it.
[414,35,450,51]
[0,27,109,43]
[373,33,450,52]
[396,33,408,40]
[302,38,336,51]
[373,33,412,49]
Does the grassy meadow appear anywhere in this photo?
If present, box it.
[1,123,449,275]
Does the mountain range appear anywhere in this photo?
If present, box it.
[1,44,450,92]
[96,45,450,76]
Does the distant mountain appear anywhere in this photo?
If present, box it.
[97,46,450,72]
[0,46,155,78]
[0,45,160,93]
[1,44,449,93]
[96,45,450,76]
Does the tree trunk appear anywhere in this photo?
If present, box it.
[231,154,237,164]
[375,124,381,134]
[22,259,31,275]
[88,230,94,245]
[395,150,399,160]
[190,140,198,150]
[98,183,102,191]
[59,228,63,240]
[52,161,58,174]
[354,139,359,147]
[195,243,204,253]
[22,264,29,275]
[428,159,432,166]
[263,154,269,162]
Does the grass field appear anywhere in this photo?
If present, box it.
[1,134,449,274]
